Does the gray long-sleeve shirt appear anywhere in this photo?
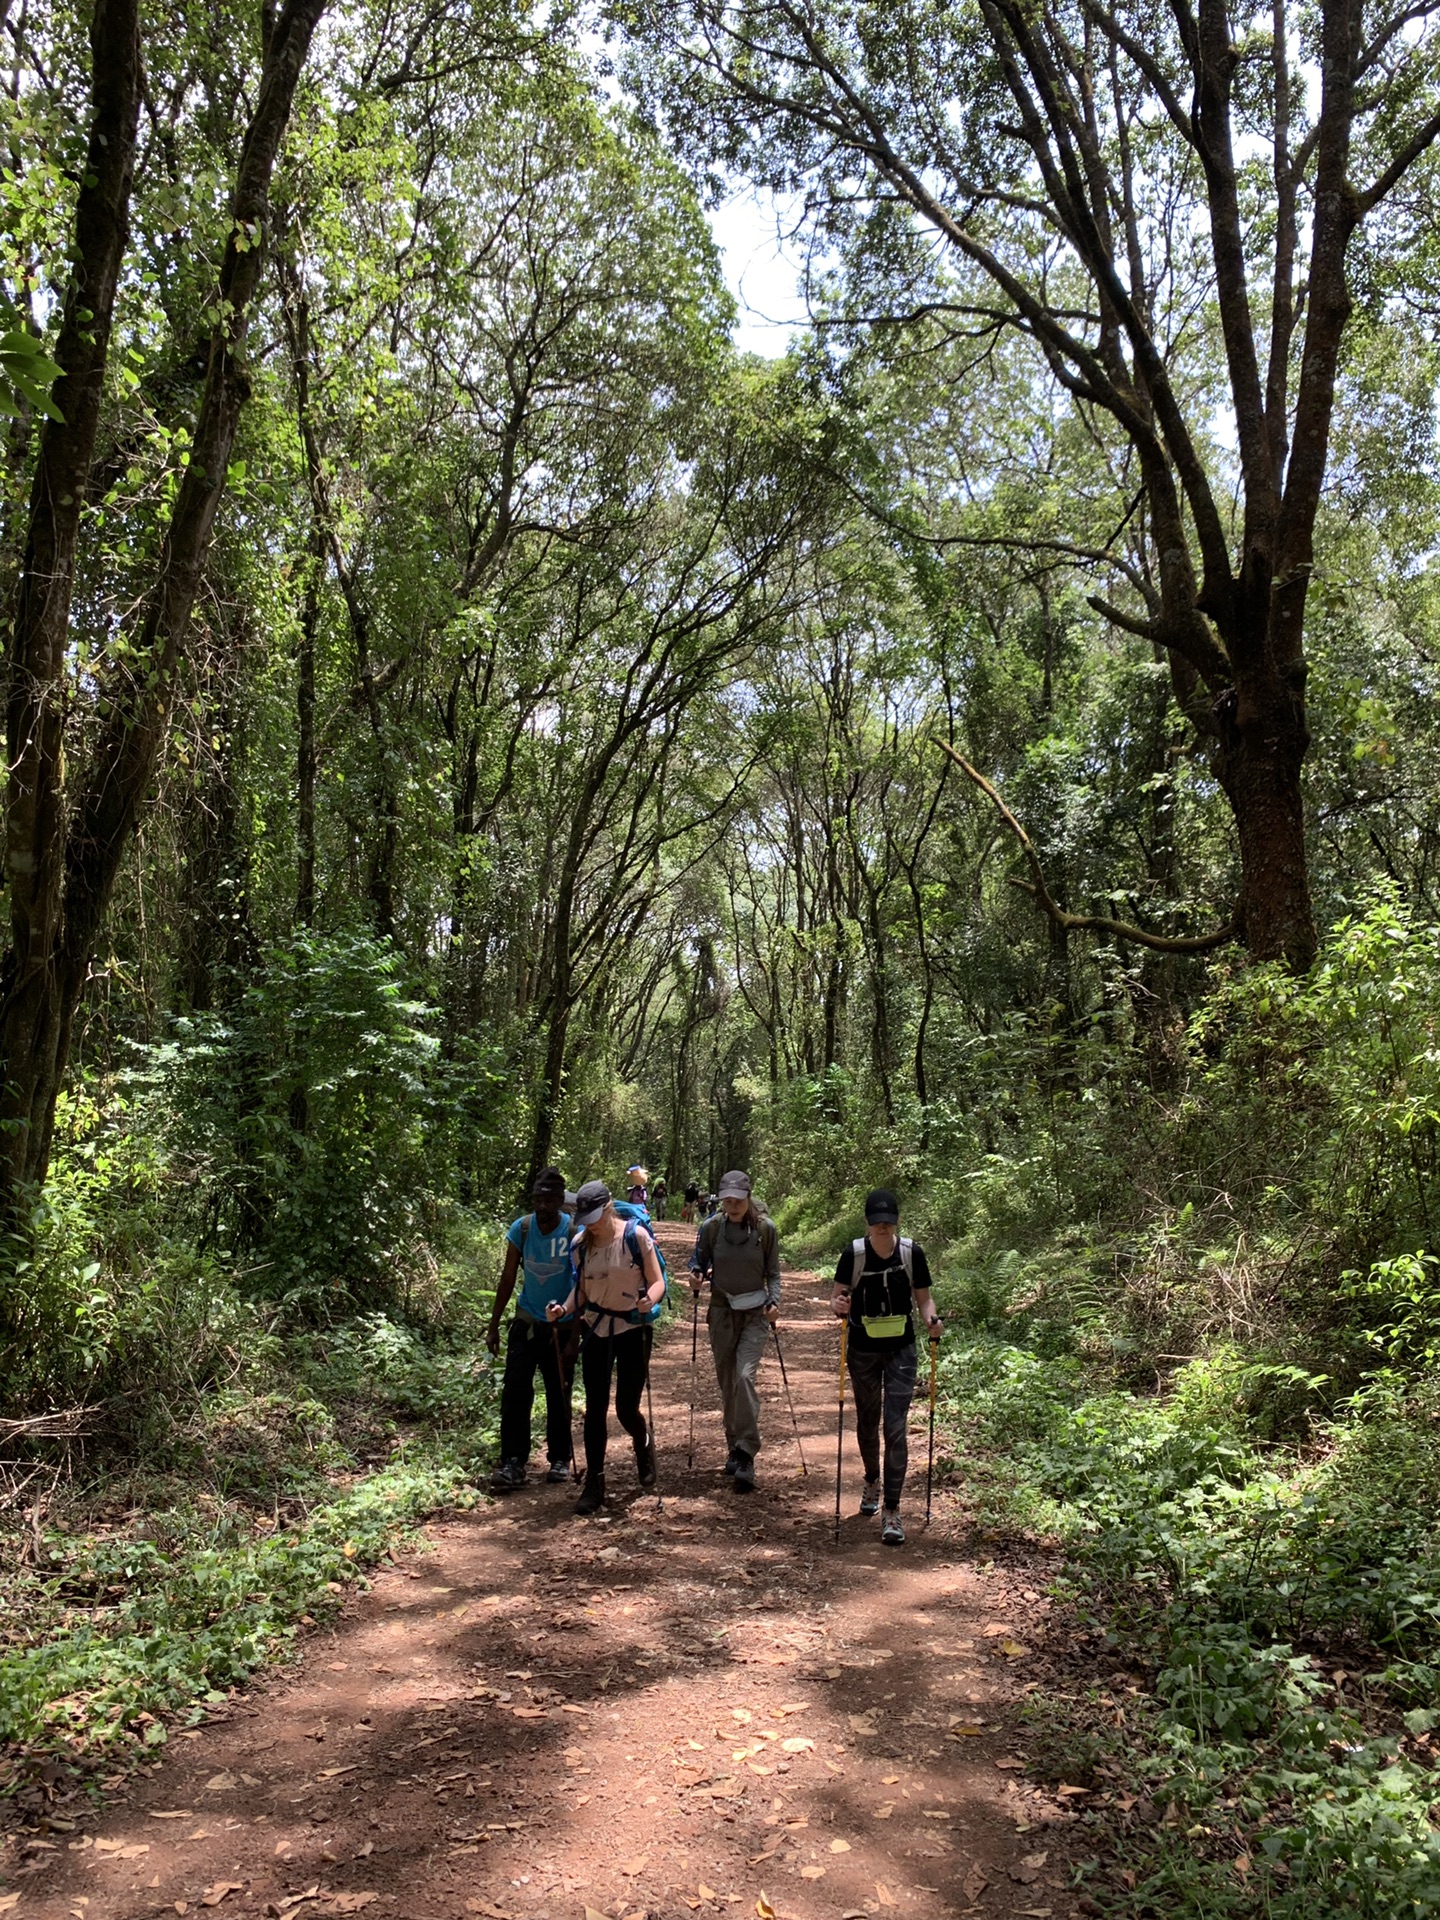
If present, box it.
[691,1214,782,1310]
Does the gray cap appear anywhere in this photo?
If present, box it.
[716,1169,752,1199]
[573,1179,611,1226]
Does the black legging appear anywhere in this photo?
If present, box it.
[579,1324,651,1474]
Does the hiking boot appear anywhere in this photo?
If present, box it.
[732,1449,755,1494]
[574,1473,606,1516]
[723,1447,741,1477]
[490,1458,528,1492]
[881,1507,905,1546]
[859,1478,881,1516]
[634,1432,657,1488]
[546,1459,573,1484]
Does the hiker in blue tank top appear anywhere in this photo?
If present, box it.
[831,1187,942,1547]
[486,1168,576,1492]
[689,1169,781,1494]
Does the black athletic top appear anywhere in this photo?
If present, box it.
[833,1236,933,1353]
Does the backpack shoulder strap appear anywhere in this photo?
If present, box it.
[521,1213,533,1243]
[899,1237,914,1282]
[852,1236,866,1264]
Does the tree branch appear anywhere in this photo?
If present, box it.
[935,739,1237,953]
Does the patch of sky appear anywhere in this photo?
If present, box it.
[705,188,813,359]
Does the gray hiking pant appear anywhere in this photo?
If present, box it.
[707,1296,769,1459]
[847,1339,919,1508]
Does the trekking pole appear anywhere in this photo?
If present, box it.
[833,1320,848,1546]
[925,1326,940,1529]
[551,1319,580,1483]
[687,1286,700,1471]
[771,1325,807,1475]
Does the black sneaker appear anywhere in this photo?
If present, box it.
[634,1433,657,1488]
[732,1449,755,1493]
[575,1473,606,1515]
[723,1448,741,1477]
[546,1460,573,1484]
[490,1458,528,1492]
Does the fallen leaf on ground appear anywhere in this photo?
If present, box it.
[981,1622,1014,1637]
[698,1884,717,1901]
[321,1897,379,1915]
[995,1758,1025,1771]
[830,1839,851,1852]
[511,1707,546,1720]
[998,1640,1030,1658]
[318,1766,359,1779]
[204,1774,236,1792]
[876,1804,894,1820]
[799,1866,825,1879]
[824,1667,841,1678]
[0,1897,19,1914]
[1056,1783,1089,1797]
[881,1774,900,1784]
[876,1886,896,1909]
[756,1898,776,1919]
[200,1885,243,1908]
[622,1855,650,1875]
[963,1869,989,1901]
[949,1723,984,1737]
[780,1737,813,1753]
[148,1811,194,1819]
[467,1904,512,1919]
[175,1905,188,1916]
[847,1714,876,1735]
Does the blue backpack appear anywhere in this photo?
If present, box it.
[574,1203,669,1326]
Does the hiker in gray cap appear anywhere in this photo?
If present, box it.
[689,1170,781,1492]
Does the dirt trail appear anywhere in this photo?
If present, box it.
[19,1227,1079,1920]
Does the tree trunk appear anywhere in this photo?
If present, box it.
[295,530,320,927]
[0,0,329,1218]
[528,998,571,1184]
[0,0,142,1203]
[1215,658,1316,968]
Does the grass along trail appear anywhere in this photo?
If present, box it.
[11,1225,1079,1920]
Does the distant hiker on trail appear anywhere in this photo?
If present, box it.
[486,1168,576,1492]
[832,1188,941,1546]
[682,1179,700,1224]
[689,1169,781,1493]
[625,1164,650,1210]
[547,1180,665,1515]
[653,1176,668,1220]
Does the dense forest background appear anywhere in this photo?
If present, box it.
[6,0,1440,1908]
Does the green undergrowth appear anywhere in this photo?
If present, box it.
[0,1310,501,1798]
[939,1333,1440,1917]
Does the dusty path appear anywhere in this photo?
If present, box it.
[18,1228,1080,1920]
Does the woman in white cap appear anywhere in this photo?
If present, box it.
[548,1180,665,1514]
[689,1170,781,1493]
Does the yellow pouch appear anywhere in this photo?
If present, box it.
[861,1313,908,1338]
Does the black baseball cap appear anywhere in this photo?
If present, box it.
[574,1179,612,1226]
[864,1187,900,1223]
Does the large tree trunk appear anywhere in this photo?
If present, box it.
[0,0,329,1219]
[1215,659,1316,967]
[0,0,142,1201]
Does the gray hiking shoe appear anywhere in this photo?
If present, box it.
[546,1460,573,1484]
[723,1447,741,1477]
[732,1449,755,1493]
[490,1458,528,1492]
[859,1478,881,1516]
[881,1507,905,1546]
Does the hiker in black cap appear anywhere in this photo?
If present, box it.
[689,1170,781,1493]
[548,1180,665,1515]
[485,1167,576,1491]
[832,1188,941,1546]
